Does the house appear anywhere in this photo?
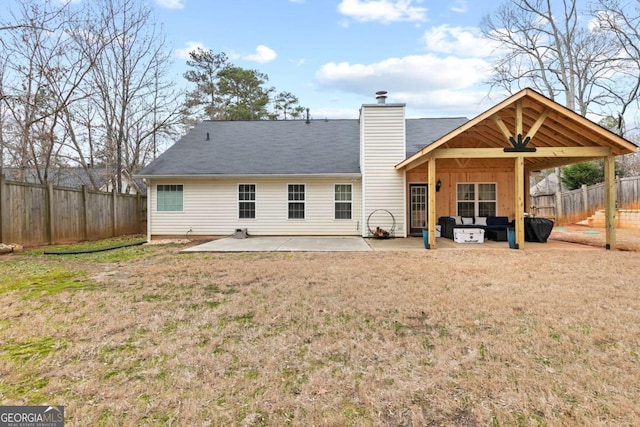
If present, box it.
[137,88,638,249]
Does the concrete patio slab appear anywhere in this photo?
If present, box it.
[182,235,596,253]
[182,236,373,252]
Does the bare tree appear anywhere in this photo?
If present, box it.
[80,0,181,192]
[0,0,71,183]
[481,0,619,117]
[591,0,640,136]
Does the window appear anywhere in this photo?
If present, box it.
[334,184,352,219]
[457,183,496,217]
[238,184,256,219]
[157,184,183,211]
[288,184,305,219]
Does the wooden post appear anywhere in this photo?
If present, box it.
[427,157,437,249]
[47,182,55,244]
[604,153,616,250]
[515,156,525,249]
[136,192,142,234]
[82,185,89,241]
[555,190,562,224]
[111,188,117,237]
[0,174,4,243]
[524,170,531,215]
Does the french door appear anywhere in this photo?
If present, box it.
[409,184,427,235]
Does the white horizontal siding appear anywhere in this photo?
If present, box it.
[148,177,362,237]
[360,105,407,237]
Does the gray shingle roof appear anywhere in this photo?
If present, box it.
[138,117,469,177]
[406,117,468,157]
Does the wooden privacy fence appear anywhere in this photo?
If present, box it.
[531,176,640,225]
[0,174,147,246]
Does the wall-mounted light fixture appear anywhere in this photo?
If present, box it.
[436,179,442,192]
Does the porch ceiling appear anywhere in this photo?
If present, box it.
[397,88,638,172]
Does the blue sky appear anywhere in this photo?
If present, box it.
[154,0,502,119]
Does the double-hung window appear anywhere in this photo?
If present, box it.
[334,184,352,219]
[288,184,305,219]
[457,183,497,217]
[238,184,256,219]
[157,184,183,211]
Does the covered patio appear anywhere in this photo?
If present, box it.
[397,89,638,250]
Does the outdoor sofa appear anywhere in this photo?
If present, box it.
[438,215,512,241]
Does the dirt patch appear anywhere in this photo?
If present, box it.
[550,224,640,251]
[0,243,639,425]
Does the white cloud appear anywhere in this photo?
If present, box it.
[174,41,206,60]
[449,0,467,14]
[156,0,186,10]
[244,45,277,63]
[315,54,492,116]
[317,54,490,91]
[337,0,427,24]
[421,25,498,57]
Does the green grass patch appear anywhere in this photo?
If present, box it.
[0,336,67,364]
[0,374,50,403]
[0,260,94,297]
[22,236,148,263]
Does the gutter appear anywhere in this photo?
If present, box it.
[134,173,363,180]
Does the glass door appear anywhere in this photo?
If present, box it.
[409,184,427,235]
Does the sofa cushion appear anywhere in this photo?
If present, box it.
[453,216,462,225]
[475,216,487,226]
[486,216,510,227]
[461,216,473,225]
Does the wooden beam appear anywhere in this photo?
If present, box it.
[525,108,549,141]
[525,157,595,172]
[515,156,525,249]
[428,157,437,249]
[604,153,616,250]
[430,147,611,159]
[515,99,523,136]
[492,114,512,142]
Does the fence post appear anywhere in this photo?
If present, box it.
[555,190,563,224]
[47,182,55,244]
[136,192,141,234]
[82,185,89,241]
[111,188,117,237]
[0,174,4,243]
[581,184,588,216]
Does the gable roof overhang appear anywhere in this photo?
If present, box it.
[396,88,638,172]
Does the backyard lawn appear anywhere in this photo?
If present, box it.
[1,238,639,426]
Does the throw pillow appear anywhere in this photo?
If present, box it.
[453,216,462,225]
[461,216,473,225]
[475,216,487,226]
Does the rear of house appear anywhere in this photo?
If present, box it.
[137,95,466,241]
[138,119,365,240]
[138,89,637,248]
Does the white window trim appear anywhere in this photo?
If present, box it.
[456,182,497,217]
[238,183,257,220]
[156,183,184,213]
[287,183,306,220]
[334,183,353,220]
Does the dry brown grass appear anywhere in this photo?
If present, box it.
[1,244,640,426]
